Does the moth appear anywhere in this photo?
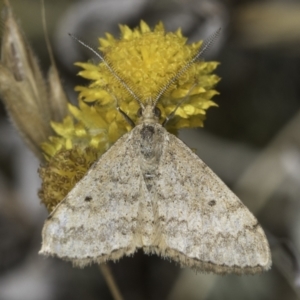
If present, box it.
[40,30,271,274]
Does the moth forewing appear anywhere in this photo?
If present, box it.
[40,114,271,273]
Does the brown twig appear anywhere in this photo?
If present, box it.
[99,264,124,300]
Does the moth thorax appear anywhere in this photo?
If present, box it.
[137,104,161,125]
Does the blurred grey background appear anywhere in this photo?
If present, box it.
[1,0,300,299]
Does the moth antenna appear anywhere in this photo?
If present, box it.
[153,28,221,106]
[69,33,145,109]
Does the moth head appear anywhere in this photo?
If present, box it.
[136,101,161,124]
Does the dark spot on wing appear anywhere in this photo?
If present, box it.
[84,196,92,202]
[208,200,216,206]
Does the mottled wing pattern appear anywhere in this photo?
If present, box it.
[150,132,271,274]
[40,131,145,267]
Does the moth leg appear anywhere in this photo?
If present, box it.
[109,92,135,128]
[162,83,197,127]
[117,106,135,128]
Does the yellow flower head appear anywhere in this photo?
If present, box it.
[76,21,219,133]
[40,21,220,211]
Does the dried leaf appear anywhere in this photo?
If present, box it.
[0,0,68,160]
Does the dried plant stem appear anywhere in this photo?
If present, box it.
[99,264,124,300]
[41,0,56,67]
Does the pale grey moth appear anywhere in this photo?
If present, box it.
[40,29,272,274]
